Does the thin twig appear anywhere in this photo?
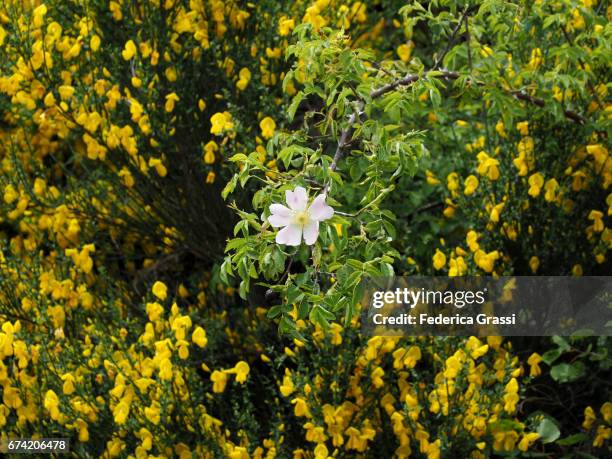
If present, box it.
[412,201,445,215]
[335,210,358,217]
[559,24,603,111]
[327,10,585,195]
[370,70,459,99]
[330,110,360,172]
[370,70,584,124]
[511,90,584,124]
[432,5,475,70]
[324,106,362,194]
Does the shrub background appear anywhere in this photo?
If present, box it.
[0,0,610,457]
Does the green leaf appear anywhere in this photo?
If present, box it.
[328,170,343,186]
[346,259,364,270]
[221,176,238,200]
[550,362,585,383]
[267,304,291,319]
[312,242,322,267]
[282,70,294,91]
[279,315,303,340]
[233,220,248,236]
[380,262,394,277]
[238,280,249,299]
[309,304,332,330]
[541,348,563,365]
[225,238,247,252]
[429,86,441,107]
[286,286,304,305]
[277,147,293,169]
[552,336,570,352]
[556,433,587,446]
[317,304,335,321]
[219,259,233,283]
[229,153,248,163]
[287,92,304,121]
[536,417,561,444]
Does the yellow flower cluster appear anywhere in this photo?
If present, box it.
[0,0,609,456]
[430,116,610,275]
[273,318,548,458]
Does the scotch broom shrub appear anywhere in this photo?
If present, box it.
[0,0,610,457]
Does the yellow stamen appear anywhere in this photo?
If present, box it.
[294,211,309,225]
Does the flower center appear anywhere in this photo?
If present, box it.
[294,211,309,226]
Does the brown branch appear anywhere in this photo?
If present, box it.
[412,201,445,215]
[327,10,585,182]
[324,108,360,193]
[511,90,584,124]
[370,70,585,124]
[330,111,359,172]
[328,68,583,188]
[432,5,476,70]
[369,70,459,99]
[327,6,470,181]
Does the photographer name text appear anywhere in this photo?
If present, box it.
[371,312,517,326]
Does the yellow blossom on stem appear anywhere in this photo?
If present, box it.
[397,42,414,62]
[588,210,604,232]
[230,361,250,384]
[518,432,540,452]
[152,281,168,301]
[601,402,612,423]
[544,178,559,202]
[528,172,544,197]
[259,116,276,139]
[433,249,446,270]
[192,326,207,348]
[291,396,311,417]
[164,93,180,112]
[529,256,540,273]
[90,35,101,52]
[44,390,60,420]
[503,377,519,413]
[210,111,234,135]
[203,141,218,164]
[527,353,542,376]
[583,406,596,430]
[122,40,137,60]
[278,16,295,36]
[236,67,251,91]
[464,175,479,195]
[516,121,529,136]
[211,370,228,393]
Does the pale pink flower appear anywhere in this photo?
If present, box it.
[268,186,334,246]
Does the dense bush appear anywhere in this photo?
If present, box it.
[0,0,610,457]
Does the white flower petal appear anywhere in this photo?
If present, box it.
[269,203,292,217]
[308,194,334,221]
[286,186,308,211]
[268,204,293,227]
[302,220,320,245]
[268,214,292,228]
[276,224,302,246]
